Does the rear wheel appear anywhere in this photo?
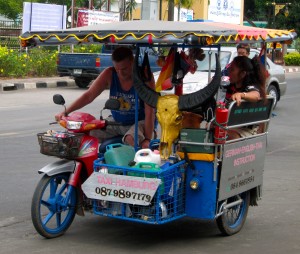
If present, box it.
[74,77,92,88]
[216,191,250,236]
[267,84,279,109]
[31,173,77,238]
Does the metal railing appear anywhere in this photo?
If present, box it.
[0,20,22,49]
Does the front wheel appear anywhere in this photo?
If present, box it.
[216,191,250,236]
[31,173,77,238]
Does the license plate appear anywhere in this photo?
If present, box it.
[73,69,82,74]
[82,172,161,206]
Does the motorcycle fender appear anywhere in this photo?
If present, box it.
[38,159,76,176]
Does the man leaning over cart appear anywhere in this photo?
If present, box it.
[55,46,155,149]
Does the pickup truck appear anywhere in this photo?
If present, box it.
[57,45,161,88]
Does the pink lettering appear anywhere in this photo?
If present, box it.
[234,154,256,166]
[97,175,112,185]
[225,141,264,158]
[115,178,158,191]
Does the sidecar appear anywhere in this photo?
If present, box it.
[20,20,296,237]
[80,96,274,235]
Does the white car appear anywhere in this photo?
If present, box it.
[155,47,286,108]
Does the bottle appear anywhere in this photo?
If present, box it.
[134,149,161,166]
[214,102,229,144]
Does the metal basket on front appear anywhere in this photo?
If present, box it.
[37,132,84,159]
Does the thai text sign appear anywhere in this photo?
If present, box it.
[208,0,242,25]
[218,135,266,200]
[77,9,120,27]
[82,172,161,206]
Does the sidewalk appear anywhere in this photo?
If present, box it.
[0,66,299,92]
[0,76,75,92]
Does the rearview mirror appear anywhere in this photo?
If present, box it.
[221,76,230,87]
[104,99,121,110]
[53,94,65,105]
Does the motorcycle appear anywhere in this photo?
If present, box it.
[22,20,296,239]
[31,94,125,238]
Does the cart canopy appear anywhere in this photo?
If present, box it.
[20,20,297,47]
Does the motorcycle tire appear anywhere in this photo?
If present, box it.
[31,173,77,238]
[216,191,250,236]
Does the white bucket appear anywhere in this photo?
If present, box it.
[134,149,161,166]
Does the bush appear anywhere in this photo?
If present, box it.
[0,44,103,78]
[0,46,58,78]
[284,52,300,66]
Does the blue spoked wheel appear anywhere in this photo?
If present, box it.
[31,173,77,238]
[216,191,250,236]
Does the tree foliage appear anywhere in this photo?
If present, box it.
[124,0,138,21]
[0,0,86,21]
[244,0,300,33]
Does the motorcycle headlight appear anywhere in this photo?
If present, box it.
[67,121,82,130]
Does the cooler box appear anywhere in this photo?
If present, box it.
[179,128,214,153]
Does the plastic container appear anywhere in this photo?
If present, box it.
[134,149,161,165]
[104,143,135,173]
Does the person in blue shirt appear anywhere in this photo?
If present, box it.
[55,47,155,148]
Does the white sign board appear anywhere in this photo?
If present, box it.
[208,0,242,24]
[77,9,120,27]
[22,2,66,33]
[141,0,158,20]
[218,136,266,201]
[82,172,161,206]
[174,8,194,21]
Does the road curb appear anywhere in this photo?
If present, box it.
[285,67,300,73]
[0,79,76,92]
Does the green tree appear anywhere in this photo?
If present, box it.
[124,0,137,21]
[0,0,87,21]
[244,0,299,33]
[0,0,23,21]
[272,1,300,34]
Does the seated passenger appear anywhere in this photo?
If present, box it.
[224,55,267,139]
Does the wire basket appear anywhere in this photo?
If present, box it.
[90,159,187,224]
[37,132,84,159]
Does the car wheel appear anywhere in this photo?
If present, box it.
[74,78,92,88]
[267,84,278,109]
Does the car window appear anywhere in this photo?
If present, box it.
[249,51,258,58]
[196,51,231,71]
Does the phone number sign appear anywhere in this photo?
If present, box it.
[82,172,161,206]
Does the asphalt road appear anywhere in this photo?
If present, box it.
[0,73,299,254]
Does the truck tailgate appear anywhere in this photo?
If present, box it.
[57,53,110,69]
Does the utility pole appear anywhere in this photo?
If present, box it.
[168,0,174,21]
[71,0,76,28]
[177,0,181,21]
[119,0,125,21]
